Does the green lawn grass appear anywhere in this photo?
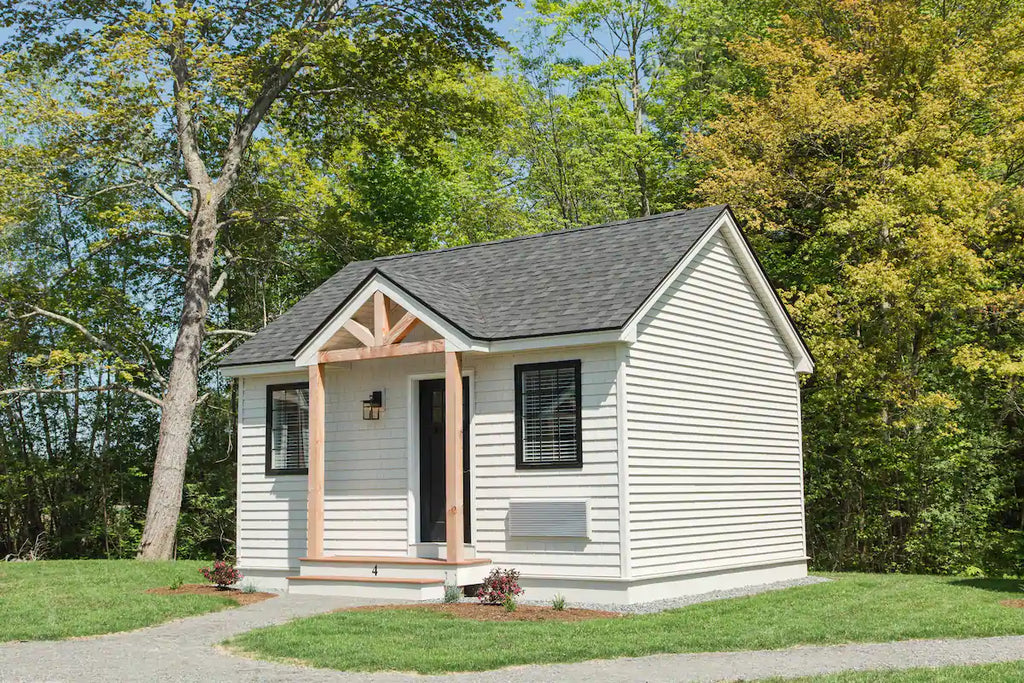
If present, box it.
[786,660,1024,682]
[228,573,1024,674]
[0,559,240,641]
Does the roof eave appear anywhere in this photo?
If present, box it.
[291,271,485,367]
[218,327,632,377]
[619,206,814,376]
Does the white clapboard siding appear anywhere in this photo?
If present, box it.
[236,372,310,572]
[466,345,622,579]
[321,353,444,556]
[236,345,623,578]
[235,355,447,571]
[626,231,807,577]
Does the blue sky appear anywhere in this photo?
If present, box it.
[494,3,539,48]
[0,3,569,59]
[494,2,596,68]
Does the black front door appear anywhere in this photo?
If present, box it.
[418,377,470,543]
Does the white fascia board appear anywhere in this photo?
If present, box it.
[218,361,301,378]
[619,211,814,375]
[485,329,624,354]
[619,211,728,342]
[717,216,814,374]
[293,273,482,366]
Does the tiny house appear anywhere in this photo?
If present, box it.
[219,205,814,603]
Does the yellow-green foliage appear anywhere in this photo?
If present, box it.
[3,0,1024,576]
[694,0,1024,573]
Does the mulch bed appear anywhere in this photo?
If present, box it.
[145,584,277,606]
[1000,599,1024,608]
[346,602,621,622]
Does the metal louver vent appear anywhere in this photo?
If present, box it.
[508,500,589,538]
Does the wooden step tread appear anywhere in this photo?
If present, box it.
[299,555,491,567]
[287,575,445,585]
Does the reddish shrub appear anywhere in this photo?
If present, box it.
[200,560,242,589]
[477,567,523,605]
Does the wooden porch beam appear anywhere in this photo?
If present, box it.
[444,350,465,562]
[383,311,420,345]
[306,362,326,558]
[373,291,390,345]
[318,339,444,364]
[342,319,374,347]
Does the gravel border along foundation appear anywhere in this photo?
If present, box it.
[463,575,831,614]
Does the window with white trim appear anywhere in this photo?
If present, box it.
[514,360,582,469]
[265,383,309,475]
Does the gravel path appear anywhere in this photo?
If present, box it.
[2,587,1024,682]
[514,575,831,614]
[0,593,386,683]
[471,636,1024,682]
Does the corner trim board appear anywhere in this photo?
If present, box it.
[306,363,326,558]
[615,344,631,579]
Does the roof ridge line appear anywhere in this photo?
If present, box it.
[372,205,726,263]
[378,265,492,335]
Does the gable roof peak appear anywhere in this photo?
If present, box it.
[220,204,737,368]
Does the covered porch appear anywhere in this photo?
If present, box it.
[289,285,491,598]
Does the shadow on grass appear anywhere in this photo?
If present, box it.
[949,578,1024,594]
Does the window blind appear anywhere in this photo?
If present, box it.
[269,386,309,472]
[516,361,581,467]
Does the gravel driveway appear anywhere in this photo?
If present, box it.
[2,591,1024,682]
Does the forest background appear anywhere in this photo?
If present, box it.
[2,0,1024,574]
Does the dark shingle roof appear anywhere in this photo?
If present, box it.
[221,205,728,367]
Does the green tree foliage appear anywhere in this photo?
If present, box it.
[530,0,677,217]
[0,0,505,558]
[694,0,1024,573]
[0,174,231,558]
[506,0,781,223]
[4,0,1024,575]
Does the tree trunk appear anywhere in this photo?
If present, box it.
[629,43,650,217]
[138,204,219,559]
[136,7,313,559]
[635,161,650,216]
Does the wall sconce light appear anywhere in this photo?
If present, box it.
[362,390,383,420]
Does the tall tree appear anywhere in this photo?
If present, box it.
[533,0,679,215]
[0,0,503,558]
[694,0,1024,572]
[504,51,641,225]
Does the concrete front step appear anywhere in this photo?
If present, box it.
[411,543,476,559]
[287,575,446,600]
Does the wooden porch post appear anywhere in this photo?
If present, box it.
[444,350,465,562]
[307,362,325,558]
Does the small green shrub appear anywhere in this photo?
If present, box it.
[503,594,517,613]
[443,582,462,603]
[241,581,258,594]
[168,576,184,591]
[552,593,566,611]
